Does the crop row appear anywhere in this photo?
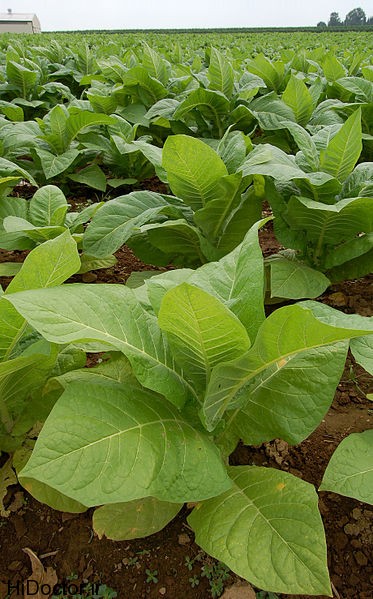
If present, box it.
[0,33,372,597]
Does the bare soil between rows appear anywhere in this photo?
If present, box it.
[0,215,372,599]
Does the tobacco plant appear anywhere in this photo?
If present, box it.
[5,222,373,596]
[238,107,373,296]
[0,231,85,453]
[83,131,260,266]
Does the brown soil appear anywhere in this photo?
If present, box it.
[0,209,372,599]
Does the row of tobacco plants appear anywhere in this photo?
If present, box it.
[0,31,372,597]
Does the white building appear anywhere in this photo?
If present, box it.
[0,10,41,33]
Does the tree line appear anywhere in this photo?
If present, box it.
[317,7,372,28]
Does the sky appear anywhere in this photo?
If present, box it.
[0,1,371,31]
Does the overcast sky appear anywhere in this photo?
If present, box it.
[1,1,372,31]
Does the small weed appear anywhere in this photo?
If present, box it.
[92,584,117,599]
[51,581,117,598]
[137,549,151,556]
[145,569,159,584]
[201,561,231,598]
[189,575,200,588]
[126,556,139,566]
[344,364,366,396]
[184,551,204,571]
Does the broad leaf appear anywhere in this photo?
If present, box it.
[93,498,182,540]
[6,284,195,408]
[19,380,231,505]
[68,164,107,191]
[173,88,230,134]
[246,54,285,92]
[83,191,169,257]
[240,144,305,181]
[0,263,22,277]
[147,220,268,340]
[208,47,234,98]
[320,108,362,182]
[203,304,373,435]
[0,231,80,361]
[158,283,250,392]
[267,256,330,299]
[34,148,80,179]
[141,220,208,267]
[320,431,373,504]
[350,336,373,376]
[282,75,314,126]
[162,135,227,209]
[29,186,68,227]
[285,196,373,249]
[189,466,331,596]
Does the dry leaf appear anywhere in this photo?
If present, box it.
[221,580,256,599]
[8,491,25,513]
[23,548,58,598]
[0,458,17,516]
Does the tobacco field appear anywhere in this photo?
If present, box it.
[0,29,372,599]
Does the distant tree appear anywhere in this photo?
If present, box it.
[367,16,373,25]
[328,12,342,26]
[344,7,367,26]
[317,21,327,29]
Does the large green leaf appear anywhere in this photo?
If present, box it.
[20,476,87,513]
[173,88,230,131]
[34,148,80,179]
[0,344,57,442]
[65,109,116,147]
[3,216,66,243]
[203,304,373,435]
[19,380,231,506]
[327,248,373,282]
[0,231,80,361]
[0,100,24,122]
[193,173,245,247]
[83,191,169,257]
[208,47,234,98]
[267,255,330,299]
[140,219,208,266]
[162,135,227,210]
[0,157,38,187]
[322,53,346,82]
[324,233,373,270]
[6,61,38,98]
[120,66,168,105]
[158,283,250,392]
[246,54,285,92]
[146,220,267,341]
[68,164,107,192]
[189,466,331,596]
[5,284,194,408]
[141,43,170,86]
[282,75,314,126]
[350,336,373,376]
[29,185,68,227]
[285,196,373,249]
[217,130,249,173]
[341,162,373,199]
[240,144,305,181]
[320,431,373,504]
[93,498,182,540]
[0,263,22,277]
[299,301,373,375]
[320,108,362,182]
